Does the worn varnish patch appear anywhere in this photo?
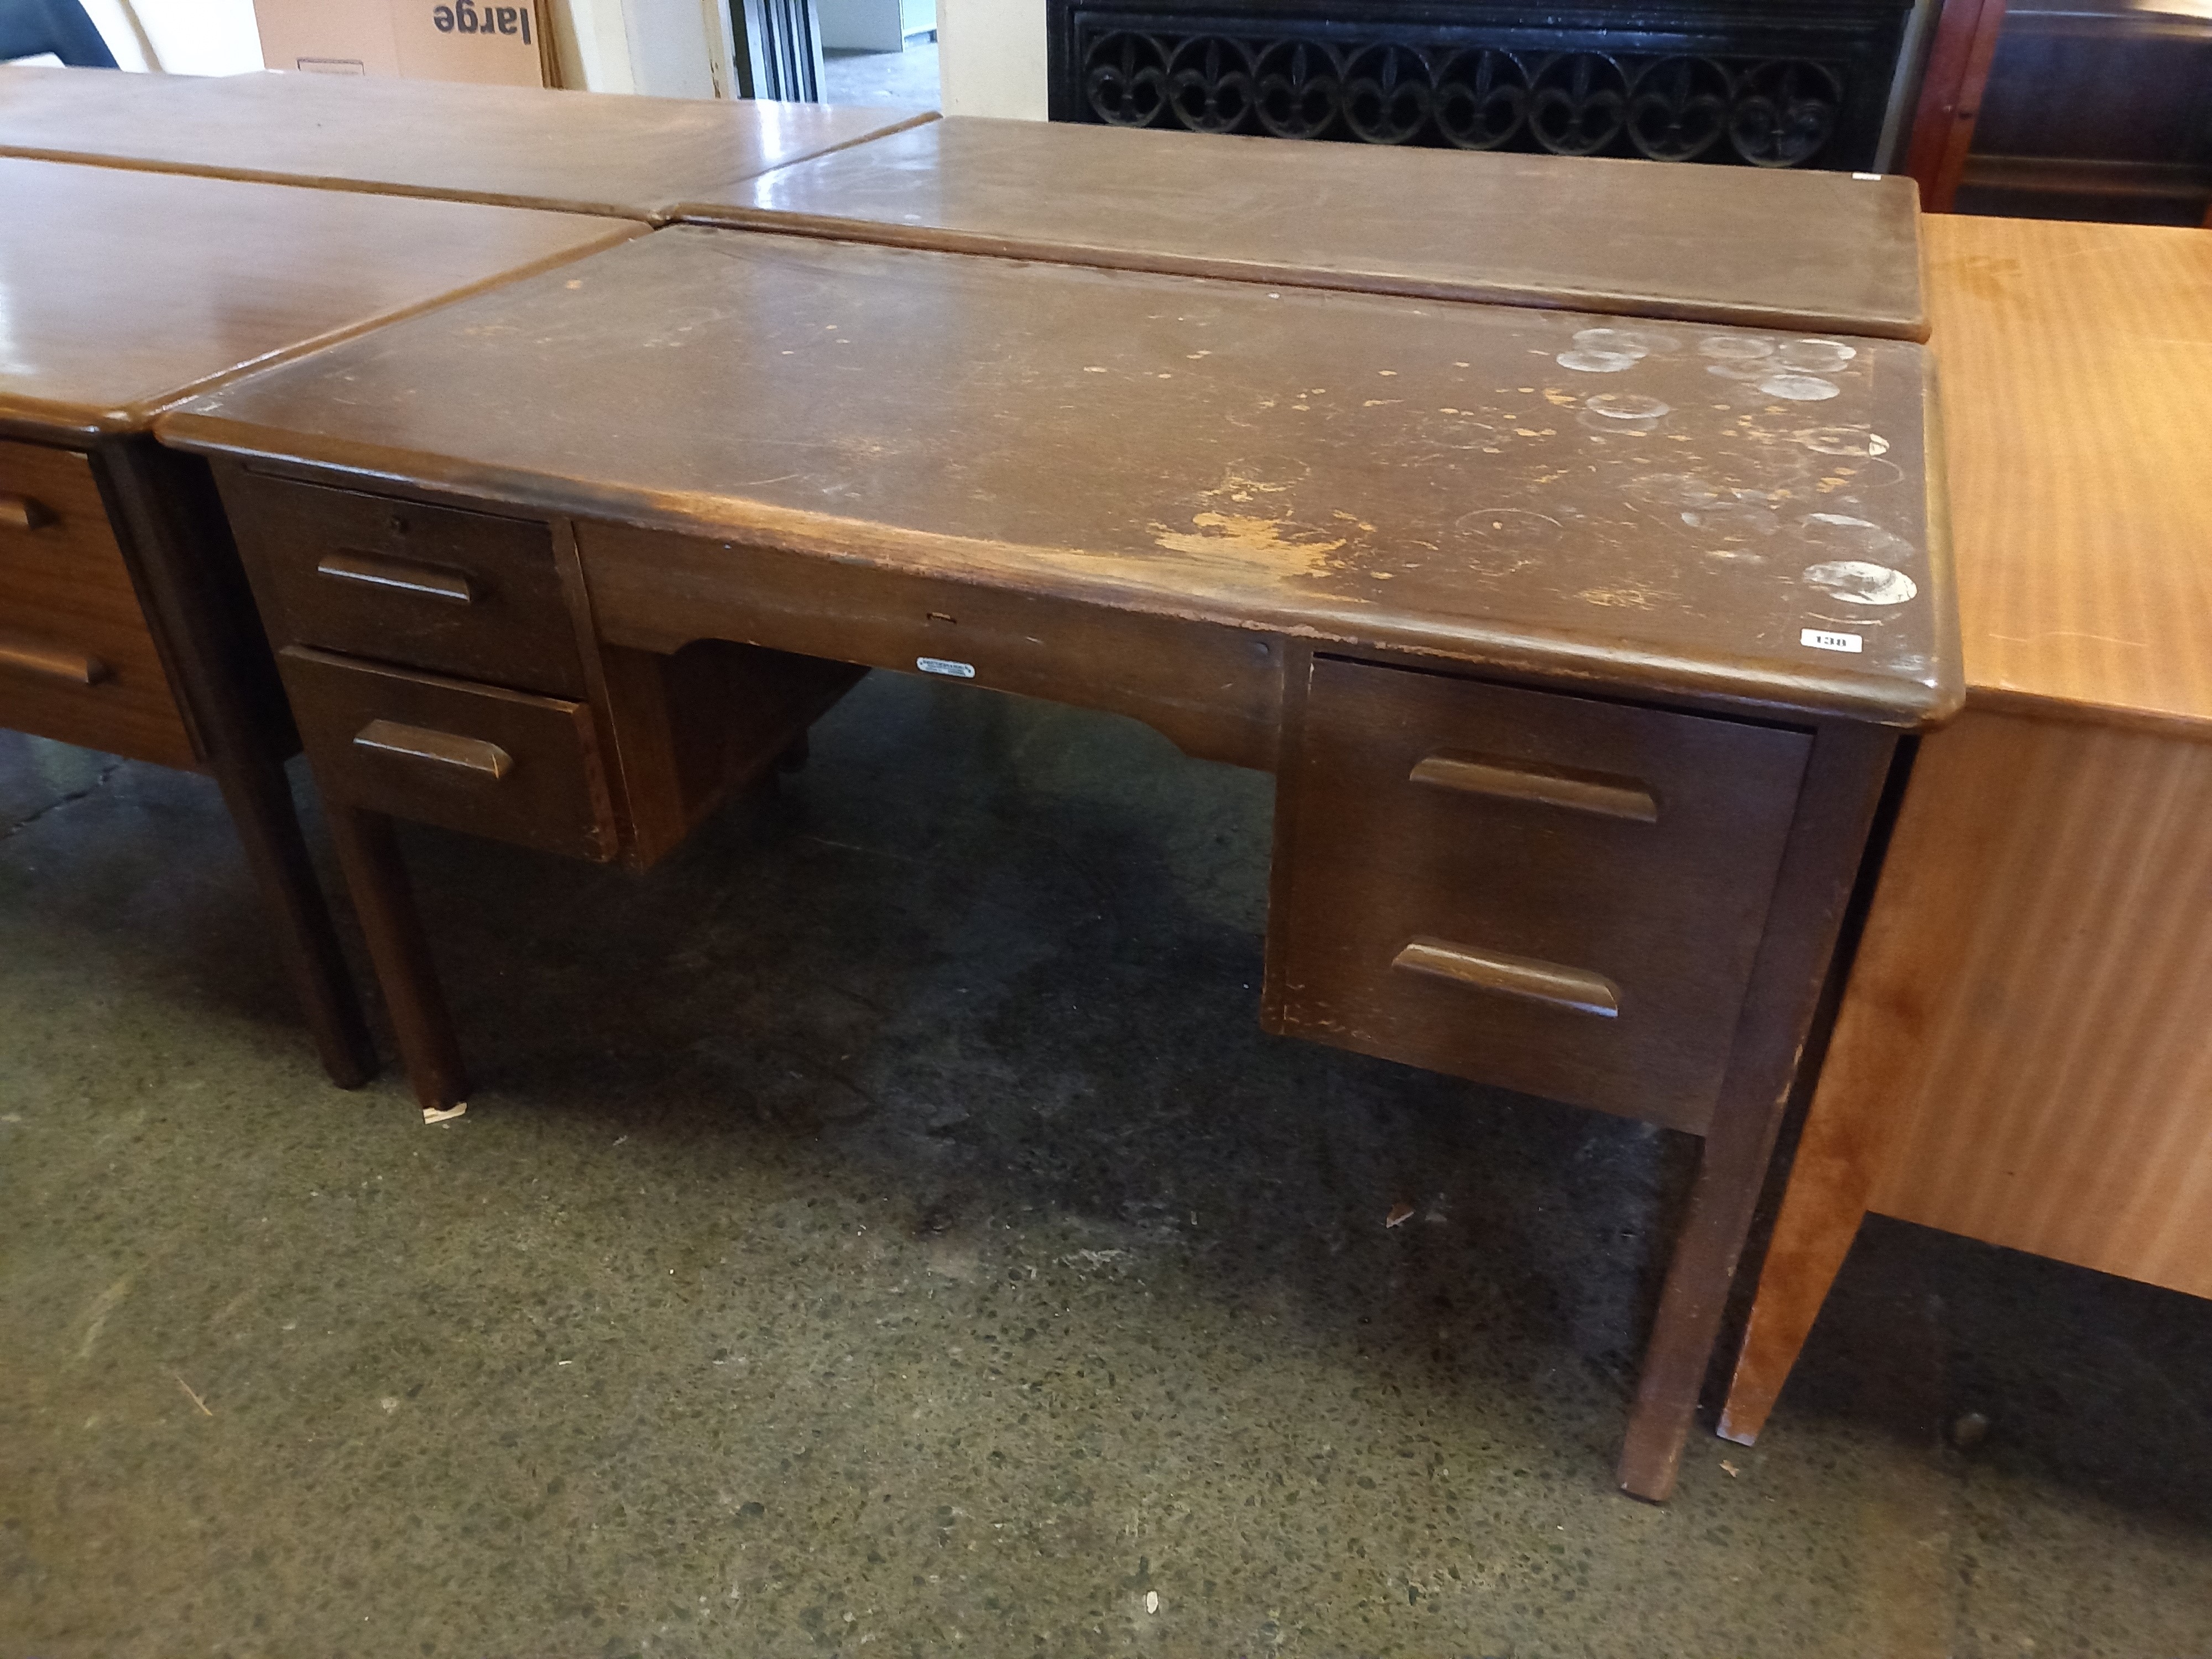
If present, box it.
[1154,512,1347,570]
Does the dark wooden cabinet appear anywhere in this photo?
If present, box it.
[1953,0,2212,225]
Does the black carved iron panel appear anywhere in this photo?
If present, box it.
[1049,2,1912,170]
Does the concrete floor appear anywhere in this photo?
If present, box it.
[822,44,940,114]
[4,672,2212,1657]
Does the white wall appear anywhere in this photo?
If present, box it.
[551,0,642,90]
[82,0,263,74]
[937,0,1044,119]
[75,0,154,69]
[617,0,722,96]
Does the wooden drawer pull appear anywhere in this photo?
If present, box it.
[316,550,475,604]
[1410,752,1657,822]
[1,492,55,531]
[1392,937,1621,1019]
[353,718,513,780]
[0,632,109,686]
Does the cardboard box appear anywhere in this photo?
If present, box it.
[254,0,554,86]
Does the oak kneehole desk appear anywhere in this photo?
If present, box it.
[158,228,1959,1501]
[0,154,635,1084]
[0,62,930,221]
[688,111,1930,341]
[0,67,1922,340]
[1719,216,2212,1446]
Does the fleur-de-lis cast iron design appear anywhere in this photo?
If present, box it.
[1343,44,1433,144]
[1529,53,1629,156]
[1168,36,1255,132]
[1627,55,1731,161]
[1254,40,1341,139]
[1076,31,1851,169]
[1086,32,1168,126]
[1433,49,1530,150]
[1728,60,1844,166]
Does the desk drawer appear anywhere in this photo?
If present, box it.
[577,520,1282,771]
[279,645,616,861]
[228,472,584,699]
[1263,658,1811,1133]
[0,439,195,769]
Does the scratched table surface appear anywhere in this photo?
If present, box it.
[0,64,929,222]
[691,114,1928,341]
[160,228,1957,725]
[0,157,638,438]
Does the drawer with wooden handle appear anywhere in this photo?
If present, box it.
[0,438,196,769]
[1262,656,1812,1135]
[278,645,617,860]
[224,470,585,700]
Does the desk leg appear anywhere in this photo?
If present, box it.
[1615,722,1895,1502]
[93,437,374,1089]
[326,804,469,1114]
[206,747,377,1089]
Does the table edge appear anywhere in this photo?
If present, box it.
[153,415,1965,732]
[674,205,1932,343]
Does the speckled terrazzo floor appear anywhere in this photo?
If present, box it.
[4,674,2212,1658]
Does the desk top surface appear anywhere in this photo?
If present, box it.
[695,114,1929,341]
[0,157,637,436]
[1927,215,2212,735]
[0,66,928,221]
[163,228,1956,726]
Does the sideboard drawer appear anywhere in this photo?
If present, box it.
[228,472,585,700]
[278,645,616,861]
[1262,657,1812,1134]
[0,439,196,769]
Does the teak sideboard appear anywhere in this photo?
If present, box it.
[0,154,636,1084]
[156,225,1959,1500]
[1719,215,2212,1444]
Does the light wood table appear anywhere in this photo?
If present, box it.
[0,155,636,1086]
[0,64,929,220]
[1719,215,2212,1444]
[687,112,1929,338]
[159,228,1958,1498]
